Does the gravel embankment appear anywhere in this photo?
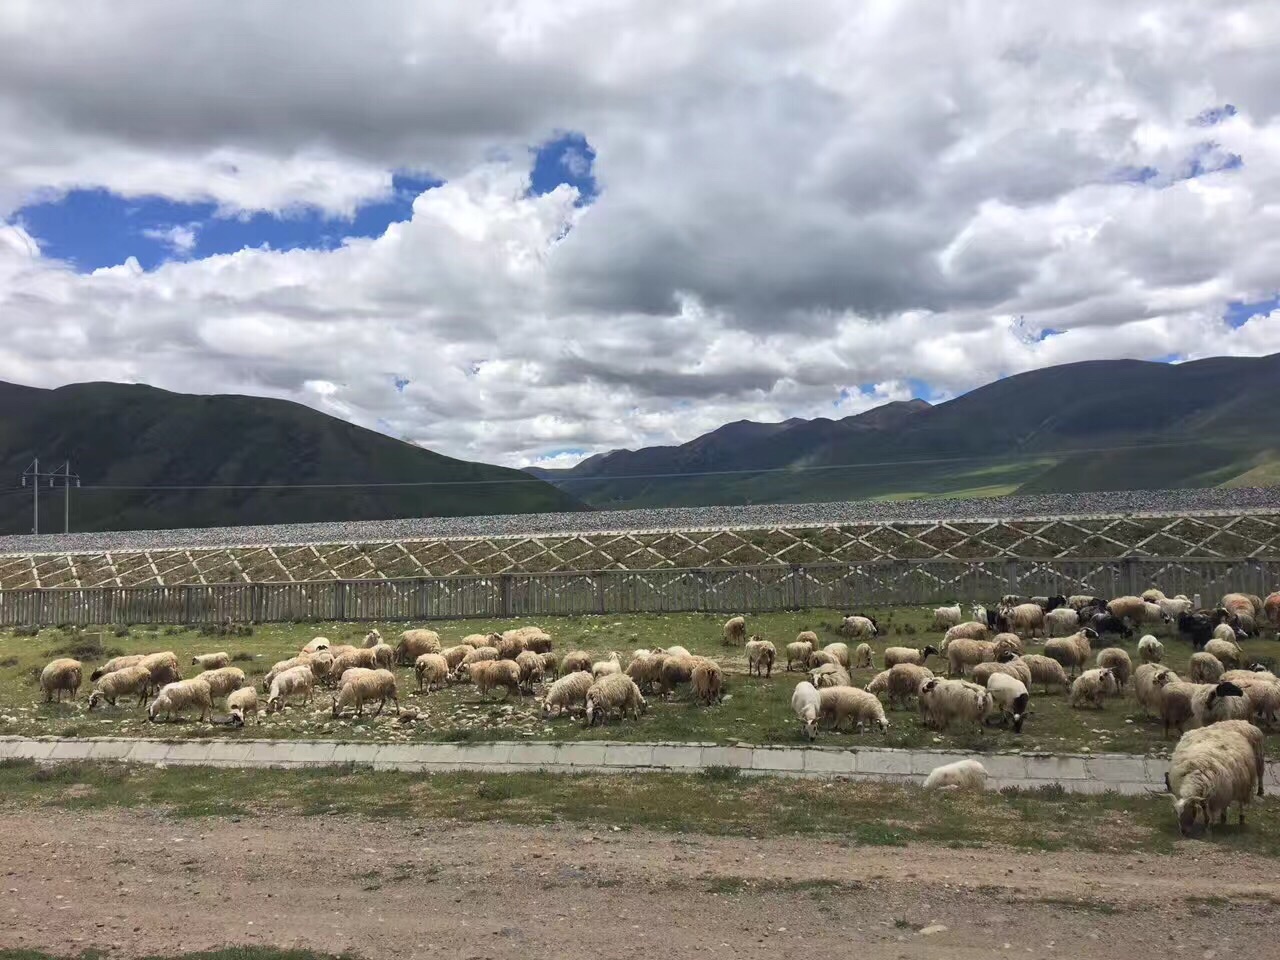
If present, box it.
[1,487,1278,556]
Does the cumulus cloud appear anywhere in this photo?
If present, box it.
[0,1,1279,469]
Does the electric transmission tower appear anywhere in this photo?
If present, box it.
[21,459,81,534]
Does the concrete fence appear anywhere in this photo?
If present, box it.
[0,556,1275,627]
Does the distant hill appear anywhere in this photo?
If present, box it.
[0,381,583,533]
[528,354,1280,507]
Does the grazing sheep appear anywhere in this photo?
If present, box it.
[470,659,522,699]
[883,645,938,669]
[331,668,399,718]
[1004,603,1047,639]
[853,643,874,669]
[1069,668,1118,709]
[942,621,990,645]
[970,654,1032,689]
[923,759,988,791]
[1141,588,1166,603]
[1191,680,1251,727]
[514,650,546,692]
[1168,719,1265,836]
[880,663,933,710]
[584,673,647,725]
[329,647,379,683]
[691,659,724,705]
[792,680,821,740]
[1134,664,1179,718]
[227,686,259,725]
[1205,636,1243,668]
[325,644,358,660]
[542,671,595,718]
[139,651,182,690]
[918,678,992,732]
[790,632,818,670]
[561,650,592,675]
[1177,609,1231,650]
[369,643,395,670]
[1188,652,1225,684]
[592,652,623,679]
[263,653,331,691]
[808,649,837,669]
[1264,591,1280,633]
[88,664,152,709]
[818,686,888,732]
[1108,596,1169,630]
[723,616,747,646]
[90,654,145,682]
[865,670,890,698]
[1068,595,1105,611]
[986,672,1030,732]
[944,638,997,678]
[1221,672,1280,726]
[199,666,246,700]
[440,644,475,672]
[932,604,962,630]
[810,663,853,689]
[820,642,850,668]
[462,632,502,649]
[1221,593,1261,618]
[511,627,554,654]
[266,666,315,713]
[658,656,699,696]
[495,634,527,660]
[148,677,214,722]
[745,638,777,678]
[839,615,878,639]
[663,645,693,659]
[361,629,383,648]
[300,636,330,654]
[991,632,1023,657]
[625,651,667,693]
[396,629,441,665]
[1095,648,1132,689]
[1137,635,1164,664]
[1088,612,1134,639]
[191,652,230,671]
[39,658,82,703]
[1043,628,1096,678]
[1019,654,1070,695]
[1044,607,1079,637]
[414,653,450,692]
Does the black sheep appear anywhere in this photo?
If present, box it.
[1088,612,1133,639]
[1177,609,1232,651]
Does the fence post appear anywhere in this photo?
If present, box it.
[1004,559,1019,597]
[500,573,514,618]
[335,581,346,621]
[1121,556,1138,597]
[789,563,804,611]
[595,572,607,615]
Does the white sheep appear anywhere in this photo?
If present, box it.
[932,604,962,630]
[329,647,379,682]
[1137,635,1164,664]
[39,658,82,703]
[1168,719,1265,836]
[970,655,1032,689]
[864,670,890,698]
[808,663,852,689]
[1157,595,1193,619]
[691,659,724,705]
[506,626,553,654]
[1204,636,1242,668]
[663,645,693,659]
[227,686,259,725]
[879,663,933,710]
[592,652,622,679]
[300,636,330,654]
[470,659,522,698]
[147,677,213,722]
[625,651,667,693]
[1042,628,1096,678]
[396,629,442,665]
[723,616,747,646]
[370,643,396,670]
[788,633,817,671]
[883,645,938,669]
[90,654,145,682]
[514,649,546,692]
[944,638,997,677]
[745,638,777,678]
[441,644,475,672]
[362,628,383,648]
[542,671,595,718]
[1189,652,1225,684]
[1004,603,1046,639]
[918,678,992,732]
[1019,654,1070,694]
[1191,680,1252,727]
[1069,668,1118,709]
[88,664,152,709]
[198,666,246,700]
[923,758,988,791]
[191,652,230,671]
[1043,607,1079,637]
[942,621,990,645]
[1134,663,1178,718]
[852,642,874,669]
[139,651,182,689]
[584,673,647,725]
[1095,648,1132,689]
[414,653,450,692]
[821,642,851,668]
[817,686,888,732]
[986,672,1030,731]
[331,668,398,718]
[266,665,315,713]
[840,616,879,639]
[791,680,821,740]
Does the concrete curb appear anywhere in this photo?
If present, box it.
[1,735,1252,795]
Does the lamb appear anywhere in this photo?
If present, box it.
[923,759,988,791]
[1167,719,1265,836]
[266,665,315,713]
[88,664,152,709]
[1069,668,1118,709]
[1204,636,1242,668]
[1157,595,1194,619]
[331,668,399,718]
[90,654,145,682]
[1137,635,1164,664]
[361,628,383,648]
[39,658,82,703]
[139,651,182,689]
[542,671,595,717]
[584,673,647,725]
[1095,648,1132,689]
[561,650,592,675]
[1042,628,1096,678]
[1043,607,1079,637]
[300,636,330,654]
[198,666,246,700]
[414,653,450,692]
[942,621,990,645]
[1188,652,1224,684]
[592,652,622,678]
[932,604,962,630]
[191,652,230,670]
[723,615,747,646]
[820,642,850,668]
[691,659,724,705]
[810,663,853,689]
[917,678,992,732]
[514,649,546,692]
[944,638,997,677]
[853,643,874,669]
[148,677,214,722]
[791,680,821,740]
[839,615,878,639]
[970,654,1032,688]
[396,629,441,665]
[864,670,890,698]
[745,638,777,678]
[441,644,475,672]
[883,645,938,669]
[1134,664,1178,717]
[986,673,1030,732]
[469,659,522,699]
[817,686,888,732]
[880,663,933,710]
[329,647,379,682]
[1004,603,1047,639]
[227,686,259,725]
[1020,654,1071,694]
[263,652,331,690]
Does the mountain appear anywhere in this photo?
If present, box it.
[529,354,1280,507]
[0,381,583,533]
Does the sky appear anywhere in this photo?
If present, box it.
[2,2,1280,471]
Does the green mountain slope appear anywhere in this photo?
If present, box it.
[0,381,583,533]
[529,354,1280,507]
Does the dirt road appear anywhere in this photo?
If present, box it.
[1,809,1277,959]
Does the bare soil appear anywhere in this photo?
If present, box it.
[1,809,1278,959]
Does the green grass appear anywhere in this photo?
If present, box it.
[2,608,1276,756]
[4,759,1280,857]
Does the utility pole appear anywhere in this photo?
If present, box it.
[21,459,38,534]
[59,461,80,534]
[20,460,80,534]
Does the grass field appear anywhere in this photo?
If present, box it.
[2,607,1278,756]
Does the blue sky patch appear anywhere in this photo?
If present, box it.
[393,376,411,393]
[16,172,439,272]
[1192,104,1237,127]
[1225,294,1280,329]
[529,132,598,205]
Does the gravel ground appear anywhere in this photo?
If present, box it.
[1,486,1278,556]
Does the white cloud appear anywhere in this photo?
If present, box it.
[1,1,1279,469]
[141,223,199,256]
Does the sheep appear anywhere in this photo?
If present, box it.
[745,638,777,678]
[791,680,821,740]
[1264,591,1280,633]
[970,603,988,625]
[561,650,592,675]
[923,759,988,791]
[266,666,315,713]
[90,654,145,682]
[852,642,874,669]
[592,652,623,679]
[1069,668,1118,709]
[584,673,647,725]
[1003,603,1047,639]
[1137,635,1164,664]
[139,651,182,689]
[1043,607,1079,637]
[457,645,500,672]
[325,644,358,660]
[396,629,441,665]
[199,666,246,700]
[1222,673,1280,726]
[658,656,699,696]
[917,678,992,732]
[39,658,82,703]
[880,663,933,710]
[662,645,693,659]
[1019,654,1071,694]
[331,668,399,718]
[462,632,502,649]
[1168,719,1265,836]
[932,604,962,630]
[1204,636,1242,668]
[864,670,890,698]
[191,652,230,671]
[1141,588,1166,603]
[518,629,554,654]
[883,645,938,669]
[1191,680,1251,727]
[1157,595,1193,619]
[469,659,522,699]
[514,649,546,692]
[1068,595,1105,611]
[1235,611,1260,638]
[1177,609,1232,650]
[625,651,667,693]
[263,652,331,691]
[1221,593,1261,618]
[944,638,997,677]
[495,634,527,660]
[839,615,878,639]
[300,636,330,654]
[370,643,396,670]
[1188,652,1225,684]
[414,653,450,692]
[542,670,595,718]
[1088,612,1134,639]
[1107,596,1169,630]
[991,632,1023,657]
[785,639,814,671]
[691,659,724,705]
[440,644,475,671]
[810,663,853,689]
[88,664,152,709]
[1095,648,1132,689]
[329,647,378,682]
[817,686,888,732]
[227,686,259,725]
[986,673,1030,732]
[942,621,990,645]
[362,628,383,648]
[820,642,850,668]
[148,677,214,722]
[1042,628,1096,678]
[808,650,837,669]
[970,654,1032,689]
[1134,664,1179,718]
[723,615,747,646]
